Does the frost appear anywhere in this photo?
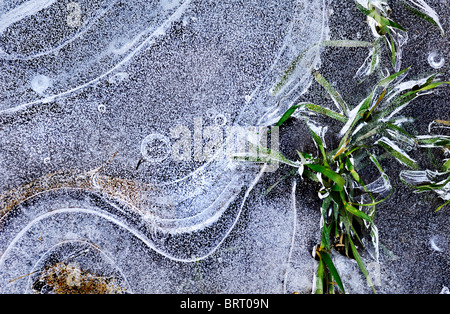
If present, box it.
[0,0,448,295]
[0,0,328,293]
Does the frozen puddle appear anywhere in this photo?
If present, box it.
[0,0,329,293]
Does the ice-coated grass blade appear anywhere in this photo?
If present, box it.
[401,0,445,37]
[378,79,449,120]
[443,159,450,172]
[273,47,312,95]
[348,235,376,294]
[320,40,374,48]
[320,251,346,294]
[416,135,450,148]
[273,39,377,95]
[232,145,299,168]
[341,191,373,222]
[315,258,325,294]
[306,164,345,191]
[308,126,329,167]
[274,103,348,128]
[274,103,305,127]
[313,70,349,116]
[264,168,297,196]
[436,200,450,212]
[376,137,419,169]
[355,1,406,33]
[303,104,348,123]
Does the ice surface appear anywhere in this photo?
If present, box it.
[0,0,329,293]
[0,0,448,294]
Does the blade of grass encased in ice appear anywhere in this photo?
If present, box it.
[416,135,450,148]
[273,47,312,95]
[348,236,376,294]
[275,103,308,127]
[436,200,450,212]
[315,257,325,294]
[232,146,299,168]
[320,251,346,294]
[313,70,349,116]
[308,126,329,167]
[401,0,445,37]
[376,76,445,120]
[306,164,345,191]
[264,168,298,196]
[443,159,450,172]
[377,67,410,88]
[386,31,397,69]
[376,137,419,169]
[320,40,374,48]
[275,103,348,127]
[303,103,348,123]
[436,120,450,126]
[341,194,373,222]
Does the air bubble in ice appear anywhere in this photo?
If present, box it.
[97,104,106,113]
[141,133,171,163]
[430,235,448,252]
[108,72,129,84]
[214,114,227,127]
[109,38,133,55]
[31,74,52,95]
[428,51,445,69]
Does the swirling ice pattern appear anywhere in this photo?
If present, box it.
[0,0,329,293]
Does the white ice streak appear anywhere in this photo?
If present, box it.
[0,0,193,115]
[0,0,56,34]
[404,0,444,36]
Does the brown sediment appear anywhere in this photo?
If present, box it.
[0,167,166,221]
[32,262,126,294]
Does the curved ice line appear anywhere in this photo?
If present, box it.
[0,0,192,116]
[0,207,199,264]
[0,0,121,61]
[236,0,329,128]
[23,239,133,294]
[0,177,241,236]
[154,143,228,187]
[282,179,297,294]
[0,0,56,34]
[190,164,269,262]
[154,175,244,234]
[0,172,256,263]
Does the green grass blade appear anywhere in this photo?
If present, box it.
[303,103,348,123]
[443,159,450,172]
[376,137,419,169]
[378,66,410,87]
[386,31,397,69]
[320,251,346,294]
[313,70,349,116]
[264,168,297,196]
[315,258,325,294]
[416,135,450,148]
[273,47,314,95]
[402,0,445,37]
[348,236,376,294]
[320,40,374,48]
[308,126,329,167]
[342,195,373,222]
[436,200,450,212]
[232,146,299,168]
[274,103,305,127]
[306,164,345,191]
